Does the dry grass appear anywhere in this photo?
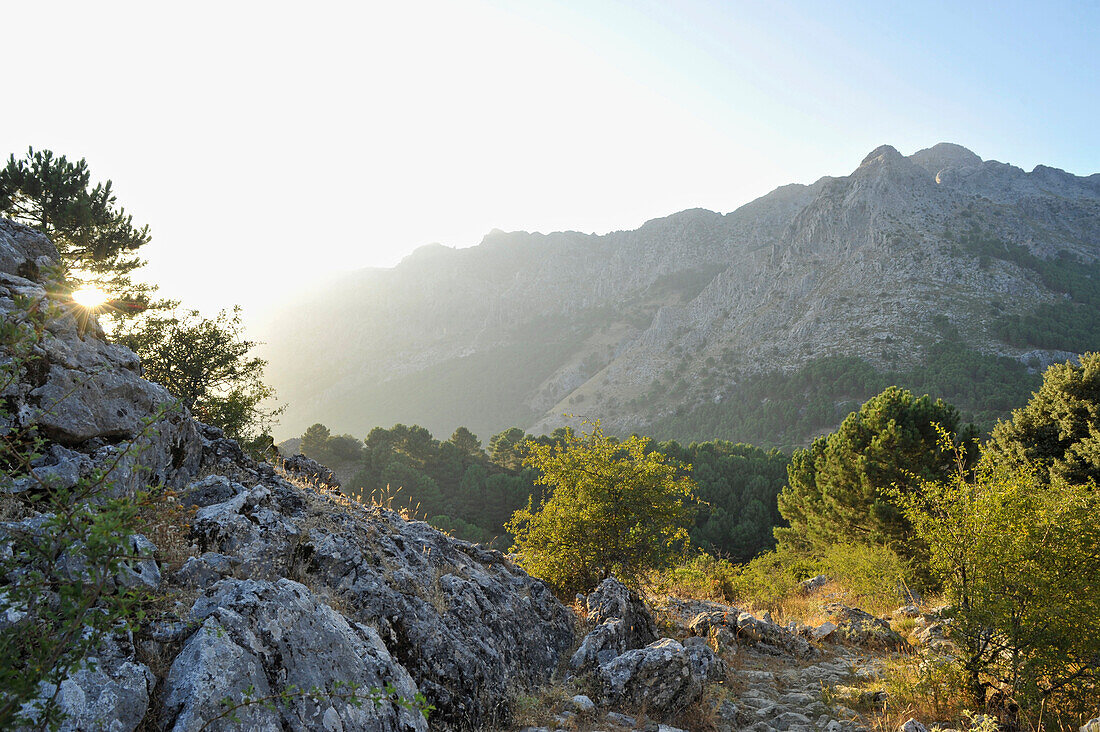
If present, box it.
[133,486,198,572]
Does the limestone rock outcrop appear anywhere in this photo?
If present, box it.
[1,219,575,731]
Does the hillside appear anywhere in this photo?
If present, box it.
[263,143,1100,445]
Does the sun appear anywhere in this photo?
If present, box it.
[71,287,109,308]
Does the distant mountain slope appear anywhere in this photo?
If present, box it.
[262,143,1100,445]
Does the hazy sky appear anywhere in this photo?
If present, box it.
[5,0,1098,323]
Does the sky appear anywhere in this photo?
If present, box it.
[4,0,1098,325]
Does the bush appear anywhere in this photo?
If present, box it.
[899,435,1100,724]
[506,421,697,595]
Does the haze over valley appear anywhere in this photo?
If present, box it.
[265,142,1100,446]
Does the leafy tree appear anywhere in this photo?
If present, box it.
[984,353,1100,486]
[0,148,152,304]
[506,421,697,594]
[775,386,976,567]
[114,305,282,443]
[899,438,1100,723]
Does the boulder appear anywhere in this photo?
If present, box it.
[162,578,427,732]
[570,578,658,670]
[598,638,703,719]
[21,629,155,732]
[825,603,907,650]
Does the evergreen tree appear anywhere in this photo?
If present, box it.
[775,386,976,565]
[300,423,332,459]
[0,148,152,305]
[984,353,1100,486]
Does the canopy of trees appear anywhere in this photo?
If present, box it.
[506,422,697,594]
[984,352,1100,486]
[775,386,976,566]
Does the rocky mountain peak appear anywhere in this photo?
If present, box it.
[858,144,905,167]
[909,142,983,176]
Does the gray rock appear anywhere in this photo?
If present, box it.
[824,603,907,649]
[798,574,829,593]
[683,636,726,681]
[181,475,242,507]
[571,579,658,670]
[1081,717,1100,732]
[21,630,154,732]
[173,552,239,588]
[900,719,928,732]
[811,621,837,641]
[571,694,596,713]
[598,638,703,719]
[116,534,161,590]
[163,578,427,731]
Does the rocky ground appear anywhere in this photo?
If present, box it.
[510,581,917,732]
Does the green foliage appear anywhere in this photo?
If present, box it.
[899,440,1100,722]
[658,439,789,561]
[506,421,697,594]
[0,148,152,305]
[0,294,154,728]
[299,423,363,466]
[725,547,811,609]
[816,542,911,608]
[984,352,1100,486]
[114,305,283,443]
[775,386,976,571]
[646,551,741,603]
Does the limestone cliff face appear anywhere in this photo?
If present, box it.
[262,144,1100,441]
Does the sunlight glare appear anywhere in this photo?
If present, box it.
[72,287,109,308]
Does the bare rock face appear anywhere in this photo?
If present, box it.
[0,219,203,495]
[21,631,156,732]
[162,578,427,732]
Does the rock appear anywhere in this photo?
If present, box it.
[116,534,161,590]
[1081,717,1100,732]
[571,578,657,669]
[181,475,242,507]
[162,578,427,731]
[279,453,341,489]
[683,636,727,681]
[900,719,929,732]
[571,694,596,713]
[21,630,155,732]
[825,603,907,649]
[606,711,637,726]
[598,638,703,719]
[811,621,837,641]
[281,501,575,728]
[173,552,239,588]
[894,605,922,618]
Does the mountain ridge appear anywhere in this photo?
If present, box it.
[263,143,1100,445]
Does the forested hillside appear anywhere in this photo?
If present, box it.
[288,423,789,560]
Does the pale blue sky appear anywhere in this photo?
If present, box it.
[4,0,1097,320]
